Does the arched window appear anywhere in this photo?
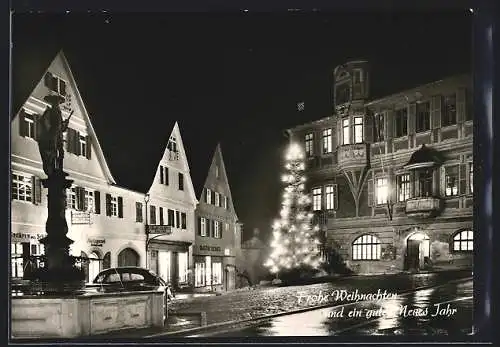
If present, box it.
[103,252,111,270]
[118,248,140,267]
[452,230,473,252]
[352,234,381,260]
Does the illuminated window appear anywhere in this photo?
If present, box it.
[194,262,206,287]
[214,221,221,238]
[206,188,212,204]
[215,192,220,207]
[394,108,408,137]
[212,262,222,285]
[322,129,332,154]
[342,118,350,145]
[452,230,473,252]
[312,188,322,211]
[445,165,459,196]
[178,252,189,284]
[20,110,36,139]
[374,113,385,142]
[325,185,337,210]
[354,117,363,144]
[397,174,411,202]
[223,196,228,209]
[84,189,94,212]
[200,217,207,237]
[12,173,32,202]
[305,133,314,156]
[375,177,388,205]
[215,165,219,178]
[352,234,381,260]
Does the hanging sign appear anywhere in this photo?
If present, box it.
[148,225,172,234]
[88,238,106,247]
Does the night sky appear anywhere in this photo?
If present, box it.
[12,10,472,242]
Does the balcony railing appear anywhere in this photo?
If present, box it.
[337,143,369,170]
[405,197,443,218]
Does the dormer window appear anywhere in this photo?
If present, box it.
[44,72,67,96]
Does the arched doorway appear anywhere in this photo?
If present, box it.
[118,248,140,267]
[406,232,430,271]
[88,251,101,282]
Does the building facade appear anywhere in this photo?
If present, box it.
[11,51,147,283]
[193,145,240,292]
[288,60,473,274]
[144,122,198,290]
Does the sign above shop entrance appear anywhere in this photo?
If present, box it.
[12,232,45,243]
[88,238,105,247]
[147,225,172,234]
[199,245,222,252]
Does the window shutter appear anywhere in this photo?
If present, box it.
[33,114,40,141]
[85,136,91,159]
[75,130,81,156]
[66,128,75,154]
[160,166,164,184]
[150,206,156,224]
[198,217,202,236]
[31,176,42,205]
[165,167,169,185]
[176,211,180,228]
[459,163,467,195]
[44,72,53,88]
[211,190,215,204]
[408,104,416,135]
[19,111,27,137]
[204,189,208,203]
[456,88,466,123]
[431,95,442,129]
[105,193,112,216]
[333,184,338,210]
[210,220,215,238]
[117,197,123,218]
[159,207,164,225]
[94,191,101,214]
[77,187,85,211]
[364,113,373,143]
[219,221,223,238]
[367,178,374,207]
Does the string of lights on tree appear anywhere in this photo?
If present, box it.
[264,143,323,275]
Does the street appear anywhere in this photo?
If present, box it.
[186,277,473,337]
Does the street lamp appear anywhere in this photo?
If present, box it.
[144,193,150,269]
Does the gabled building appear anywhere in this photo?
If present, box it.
[193,144,240,292]
[11,50,147,282]
[287,60,473,274]
[141,122,198,289]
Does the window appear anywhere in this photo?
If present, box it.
[394,108,408,137]
[45,72,67,95]
[223,196,228,209]
[200,217,207,237]
[178,252,189,284]
[416,102,431,133]
[195,262,206,287]
[452,230,473,252]
[397,174,411,202]
[168,209,175,227]
[342,118,350,145]
[322,129,332,153]
[20,110,36,139]
[212,262,222,285]
[445,165,459,196]
[352,235,381,260]
[214,221,221,238]
[160,166,169,185]
[469,163,473,194]
[178,173,184,191]
[84,189,94,212]
[336,83,351,105]
[215,165,219,178]
[375,177,388,205]
[442,93,457,127]
[136,202,143,222]
[79,134,87,157]
[206,188,212,204]
[415,169,433,198]
[150,205,156,224]
[305,133,314,156]
[167,136,179,160]
[11,243,25,278]
[312,188,322,211]
[215,192,220,207]
[12,173,32,202]
[181,212,187,229]
[325,185,337,210]
[66,186,77,209]
[354,117,363,144]
[374,113,385,142]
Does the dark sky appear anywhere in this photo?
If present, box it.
[12,11,472,242]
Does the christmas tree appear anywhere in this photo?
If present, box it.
[264,143,323,277]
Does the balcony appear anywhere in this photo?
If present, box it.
[337,143,369,170]
[405,197,443,218]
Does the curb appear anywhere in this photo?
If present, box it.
[146,275,473,337]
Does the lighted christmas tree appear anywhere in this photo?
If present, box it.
[264,143,323,277]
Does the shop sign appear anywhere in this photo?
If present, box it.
[88,238,106,247]
[199,245,222,252]
[12,232,45,243]
[148,225,172,234]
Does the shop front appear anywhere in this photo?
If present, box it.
[11,230,46,280]
[193,243,236,292]
[148,240,191,290]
